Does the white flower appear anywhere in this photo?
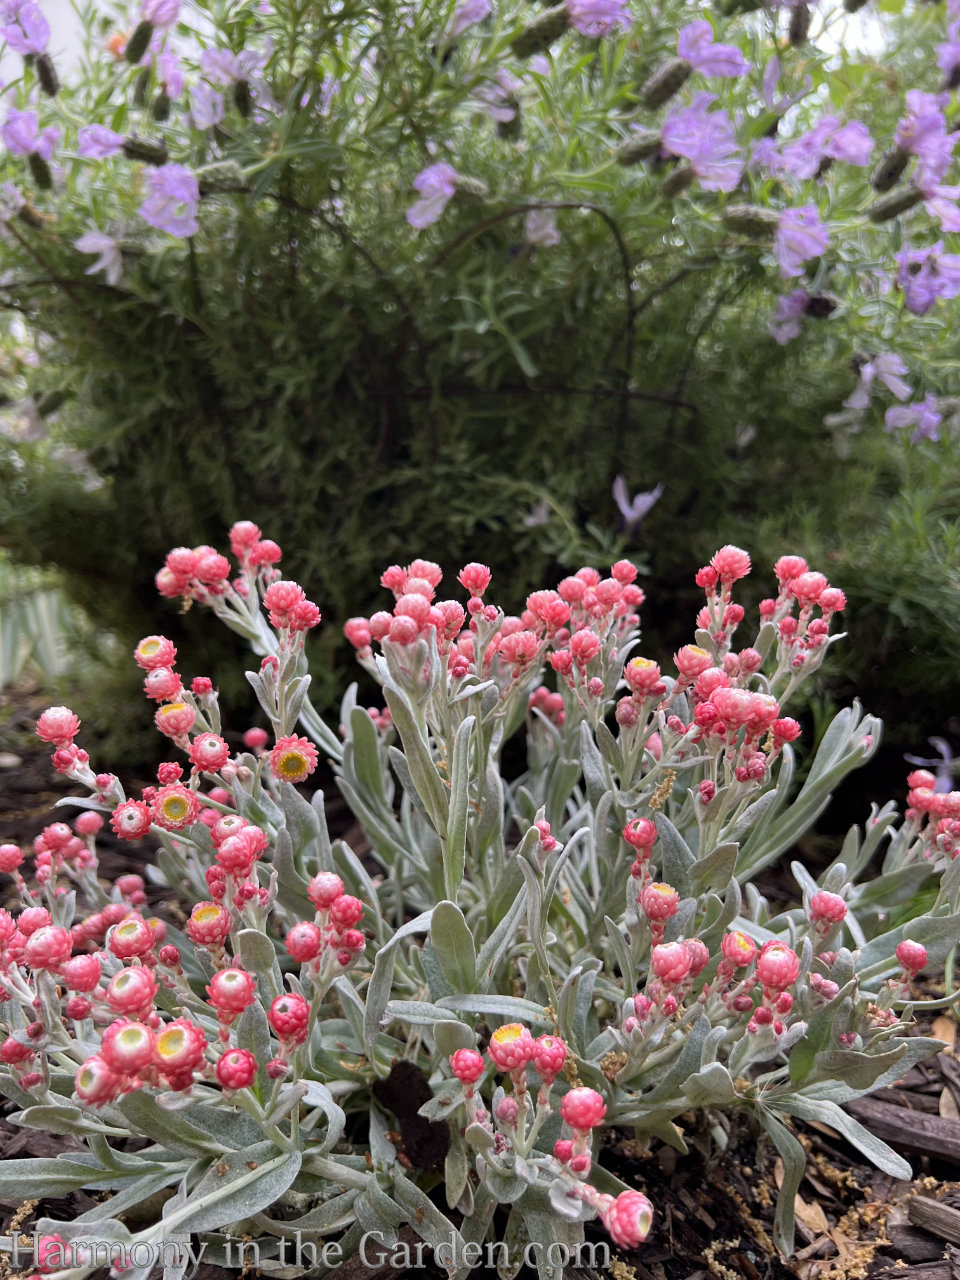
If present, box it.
[74,230,123,287]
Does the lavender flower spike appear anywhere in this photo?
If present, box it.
[406,162,458,229]
[769,290,807,344]
[774,205,829,278]
[843,353,911,409]
[676,21,747,77]
[138,163,200,238]
[896,242,960,315]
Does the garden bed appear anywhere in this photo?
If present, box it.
[2,688,960,1280]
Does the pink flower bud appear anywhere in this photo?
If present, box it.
[721,930,757,967]
[553,1139,574,1163]
[36,705,81,747]
[450,1048,485,1084]
[896,939,927,975]
[268,993,310,1044]
[308,871,344,910]
[623,818,657,849]
[217,1048,257,1090]
[496,1096,519,1126]
[531,1033,567,1084]
[809,890,847,926]
[560,1086,606,1130]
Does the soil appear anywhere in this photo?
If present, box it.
[3,687,960,1280]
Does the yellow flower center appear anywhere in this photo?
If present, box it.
[492,1023,524,1045]
[160,702,187,718]
[139,640,160,656]
[277,750,308,781]
[630,658,656,670]
[194,905,221,923]
[156,1029,184,1058]
[119,1027,144,1048]
[162,795,189,820]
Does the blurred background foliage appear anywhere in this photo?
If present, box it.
[0,0,957,777]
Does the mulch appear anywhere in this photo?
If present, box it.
[3,687,960,1280]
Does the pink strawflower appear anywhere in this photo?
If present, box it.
[559,1086,607,1130]
[189,732,231,772]
[110,799,152,841]
[207,967,257,1014]
[186,901,231,946]
[36,706,80,747]
[650,941,693,985]
[154,1017,207,1074]
[135,635,177,670]
[640,882,680,922]
[623,817,657,849]
[155,701,196,740]
[151,783,201,830]
[60,953,101,991]
[329,894,364,927]
[23,924,72,969]
[101,1020,156,1073]
[270,735,319,784]
[602,1190,654,1248]
[488,1022,535,1072]
[458,562,492,595]
[108,914,155,959]
[105,966,158,1016]
[710,545,751,584]
[756,941,800,992]
[75,1055,122,1107]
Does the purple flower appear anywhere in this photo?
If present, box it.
[921,182,960,232]
[894,90,953,189]
[446,0,490,39]
[774,116,873,179]
[565,0,630,38]
[201,47,263,86]
[74,230,123,286]
[611,476,665,529]
[524,208,561,246]
[885,394,942,443]
[769,290,807,344]
[406,162,458,229]
[843,353,911,409]
[138,163,199,237]
[78,125,124,159]
[661,92,741,192]
[774,205,829,278]
[904,738,956,793]
[895,241,960,315]
[191,82,225,130]
[319,73,340,116]
[1,0,48,55]
[2,108,58,159]
[156,49,184,98]
[475,69,521,123]
[676,21,747,77]
[141,0,178,26]
[825,120,873,166]
[937,20,960,84]
[613,476,664,529]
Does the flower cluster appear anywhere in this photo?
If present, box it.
[0,527,951,1273]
